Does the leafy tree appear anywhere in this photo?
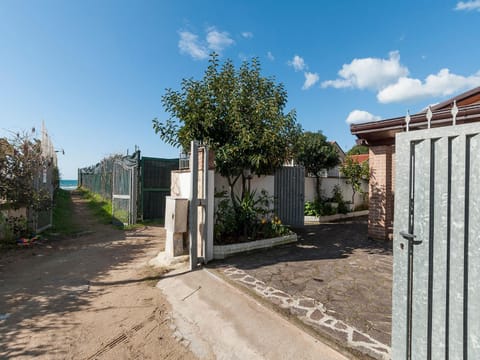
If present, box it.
[340,155,370,205]
[347,144,369,155]
[0,132,53,237]
[153,53,300,204]
[293,131,339,201]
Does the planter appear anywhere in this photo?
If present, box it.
[304,209,369,224]
[213,234,297,259]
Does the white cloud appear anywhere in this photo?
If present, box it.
[288,55,307,72]
[178,27,235,59]
[455,0,480,11]
[302,72,319,90]
[178,31,208,60]
[238,52,248,61]
[241,31,253,38]
[377,68,480,103]
[322,51,409,90]
[346,110,382,124]
[267,51,275,61]
[206,27,234,53]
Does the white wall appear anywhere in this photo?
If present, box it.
[304,176,368,206]
[213,173,275,209]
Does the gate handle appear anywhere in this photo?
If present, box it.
[400,231,422,245]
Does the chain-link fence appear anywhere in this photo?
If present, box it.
[78,151,178,225]
[78,151,140,225]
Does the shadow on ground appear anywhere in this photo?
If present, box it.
[211,216,393,351]
[0,192,162,359]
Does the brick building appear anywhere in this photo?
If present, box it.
[350,86,480,240]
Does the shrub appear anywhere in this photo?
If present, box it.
[304,200,322,216]
[214,189,291,244]
[304,185,352,217]
[0,213,28,248]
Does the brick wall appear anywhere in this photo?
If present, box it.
[368,145,395,240]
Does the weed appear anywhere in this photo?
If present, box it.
[78,188,113,225]
[49,189,79,235]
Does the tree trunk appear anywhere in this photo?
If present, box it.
[226,174,241,206]
[315,176,322,201]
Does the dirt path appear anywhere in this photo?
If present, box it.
[0,191,196,359]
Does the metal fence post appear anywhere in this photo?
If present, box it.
[202,146,209,263]
[189,141,198,271]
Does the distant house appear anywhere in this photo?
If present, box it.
[324,141,346,177]
[347,154,368,165]
[350,86,480,241]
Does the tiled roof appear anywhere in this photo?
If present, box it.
[348,154,368,163]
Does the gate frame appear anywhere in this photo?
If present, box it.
[112,158,139,225]
[392,121,480,359]
[274,166,305,227]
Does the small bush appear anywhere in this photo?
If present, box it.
[0,214,28,249]
[304,185,355,217]
[214,189,292,244]
[304,200,322,216]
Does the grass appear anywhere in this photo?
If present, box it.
[49,188,79,235]
[77,188,114,225]
[77,188,165,230]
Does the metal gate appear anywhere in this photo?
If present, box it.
[112,159,138,225]
[392,122,480,359]
[274,166,305,227]
[141,157,178,220]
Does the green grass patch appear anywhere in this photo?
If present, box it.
[78,188,113,225]
[77,188,165,230]
[48,188,79,236]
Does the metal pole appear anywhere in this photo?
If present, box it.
[203,146,209,264]
[189,141,198,271]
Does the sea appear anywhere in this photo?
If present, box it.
[60,179,78,191]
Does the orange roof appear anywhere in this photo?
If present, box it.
[348,154,368,163]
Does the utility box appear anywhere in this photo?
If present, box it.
[165,197,188,233]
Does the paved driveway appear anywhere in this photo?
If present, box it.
[211,216,392,359]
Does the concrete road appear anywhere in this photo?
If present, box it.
[157,267,348,360]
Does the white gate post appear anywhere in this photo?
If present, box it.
[189,141,199,271]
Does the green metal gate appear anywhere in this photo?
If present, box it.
[141,157,178,220]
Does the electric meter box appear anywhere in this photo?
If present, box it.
[165,197,188,233]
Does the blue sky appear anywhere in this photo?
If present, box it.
[1,0,480,179]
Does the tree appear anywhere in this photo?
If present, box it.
[0,132,52,212]
[340,156,370,206]
[347,144,369,155]
[293,131,339,201]
[153,53,301,204]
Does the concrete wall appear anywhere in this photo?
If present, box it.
[304,176,368,207]
[214,174,274,198]
[213,173,276,212]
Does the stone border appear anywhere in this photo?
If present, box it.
[213,234,297,259]
[222,266,391,360]
[305,210,369,223]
